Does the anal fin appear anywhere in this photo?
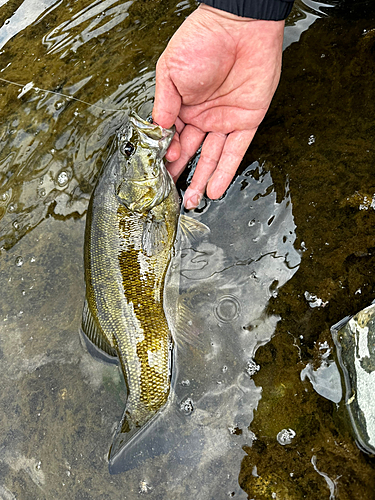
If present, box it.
[81,300,118,363]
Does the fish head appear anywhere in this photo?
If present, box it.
[115,111,175,213]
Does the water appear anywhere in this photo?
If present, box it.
[0,0,375,498]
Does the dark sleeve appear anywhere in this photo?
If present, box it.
[200,0,294,21]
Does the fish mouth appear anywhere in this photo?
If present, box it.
[129,111,175,140]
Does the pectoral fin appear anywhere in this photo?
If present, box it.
[179,214,210,240]
[142,215,169,256]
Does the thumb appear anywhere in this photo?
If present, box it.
[152,57,182,129]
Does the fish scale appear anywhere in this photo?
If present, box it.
[117,206,172,412]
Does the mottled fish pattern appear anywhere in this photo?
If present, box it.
[81,111,179,463]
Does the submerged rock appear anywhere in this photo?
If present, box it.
[332,303,375,455]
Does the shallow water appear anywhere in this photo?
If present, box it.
[0,0,375,498]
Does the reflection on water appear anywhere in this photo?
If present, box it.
[241,1,375,498]
[0,0,60,50]
[284,0,336,48]
[0,0,375,498]
[106,163,299,499]
[0,0,192,250]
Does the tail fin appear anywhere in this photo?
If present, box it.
[108,405,159,473]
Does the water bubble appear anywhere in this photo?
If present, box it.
[57,171,69,187]
[139,480,152,494]
[214,295,241,323]
[38,188,46,198]
[246,359,260,377]
[277,428,296,446]
[0,189,11,205]
[13,220,19,230]
[304,291,328,308]
[308,134,315,145]
[15,256,23,267]
[8,203,16,213]
[180,397,194,415]
[248,219,256,227]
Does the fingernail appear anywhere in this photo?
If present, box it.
[184,193,201,210]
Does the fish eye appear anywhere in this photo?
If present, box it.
[121,141,135,157]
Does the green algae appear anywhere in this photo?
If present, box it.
[238,4,375,499]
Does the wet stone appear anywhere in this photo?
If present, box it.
[332,303,375,454]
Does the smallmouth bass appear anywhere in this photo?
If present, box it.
[81,111,179,466]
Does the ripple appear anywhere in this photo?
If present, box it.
[214,295,241,323]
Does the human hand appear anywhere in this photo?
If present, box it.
[152,4,285,209]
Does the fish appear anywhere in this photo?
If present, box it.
[81,110,181,465]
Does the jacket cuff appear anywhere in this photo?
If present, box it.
[200,0,294,21]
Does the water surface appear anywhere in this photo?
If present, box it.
[0,0,375,498]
